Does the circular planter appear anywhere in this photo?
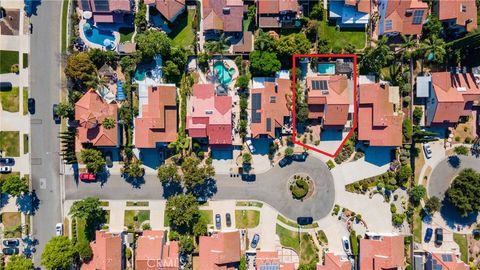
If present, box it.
[288,173,315,201]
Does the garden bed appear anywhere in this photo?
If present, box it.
[289,173,314,200]
[124,210,150,231]
[276,224,319,265]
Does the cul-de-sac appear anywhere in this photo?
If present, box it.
[1,0,480,269]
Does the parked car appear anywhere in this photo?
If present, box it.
[0,157,14,166]
[423,143,432,159]
[246,140,255,153]
[79,173,96,181]
[0,166,12,173]
[251,234,260,248]
[241,174,256,181]
[342,236,352,255]
[2,239,19,247]
[28,98,35,114]
[278,157,292,167]
[292,152,308,161]
[2,247,19,255]
[424,228,433,243]
[55,223,63,236]
[105,151,113,168]
[52,104,60,123]
[435,228,443,245]
[473,229,480,238]
[226,213,231,227]
[297,217,313,225]
[215,214,221,230]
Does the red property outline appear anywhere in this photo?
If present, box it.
[292,54,358,158]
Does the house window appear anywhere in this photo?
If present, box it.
[385,20,392,30]
[412,10,424,25]
[460,4,466,12]
[270,96,276,103]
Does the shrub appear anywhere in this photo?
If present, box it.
[454,145,469,155]
[350,230,359,255]
[291,178,309,199]
[390,203,397,213]
[326,160,335,170]
[392,213,406,226]
[455,136,461,142]
[125,248,132,260]
[464,137,472,144]
[10,64,19,74]
[142,223,151,230]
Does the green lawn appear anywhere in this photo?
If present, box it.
[119,27,135,43]
[277,214,319,229]
[169,9,195,48]
[236,201,263,208]
[124,210,150,230]
[99,201,109,207]
[2,212,22,238]
[276,225,319,265]
[318,20,366,50]
[317,230,328,245]
[22,53,28,69]
[23,134,29,154]
[453,233,468,263]
[0,131,20,157]
[22,87,28,115]
[413,210,422,243]
[0,50,19,74]
[61,0,69,52]
[0,86,19,112]
[76,218,87,240]
[235,210,260,229]
[200,210,213,224]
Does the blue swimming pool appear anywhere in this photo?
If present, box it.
[318,63,336,74]
[83,23,115,47]
[214,61,234,85]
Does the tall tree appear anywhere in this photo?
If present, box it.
[64,52,98,88]
[80,149,106,174]
[446,168,480,216]
[254,30,277,52]
[421,36,446,65]
[102,117,116,129]
[249,51,281,77]
[135,29,172,60]
[55,102,74,119]
[1,175,29,196]
[6,255,34,270]
[360,36,394,74]
[69,197,106,239]
[165,194,201,234]
[181,156,215,189]
[157,163,180,183]
[41,236,76,270]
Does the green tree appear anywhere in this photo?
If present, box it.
[162,60,181,83]
[397,165,412,183]
[403,118,413,142]
[102,117,116,129]
[181,156,215,189]
[276,33,311,56]
[75,239,93,262]
[349,230,359,255]
[41,236,76,270]
[135,30,172,60]
[123,159,145,178]
[422,15,442,41]
[360,36,394,74]
[1,175,29,196]
[204,34,231,55]
[446,168,480,216]
[410,185,426,205]
[80,149,106,174]
[296,102,309,123]
[69,197,106,239]
[65,52,97,87]
[197,52,209,71]
[87,49,117,68]
[157,163,179,183]
[298,263,317,270]
[254,30,277,52]
[284,147,294,156]
[6,255,34,270]
[249,51,281,77]
[165,194,201,234]
[421,36,446,65]
[392,213,406,226]
[424,196,441,214]
[135,0,147,32]
[55,102,74,118]
[235,74,250,89]
[413,107,423,125]
[309,4,324,20]
[242,153,252,164]
[179,235,195,254]
[454,145,469,155]
[239,256,247,270]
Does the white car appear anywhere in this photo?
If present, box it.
[423,143,432,159]
[342,236,352,255]
[55,223,63,236]
[246,140,255,153]
[0,166,12,173]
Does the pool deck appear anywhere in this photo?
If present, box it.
[206,57,239,89]
[78,18,121,50]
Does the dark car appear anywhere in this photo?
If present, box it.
[2,247,19,255]
[297,217,313,226]
[2,239,19,247]
[278,157,292,167]
[435,228,443,245]
[215,214,221,229]
[424,228,433,243]
[226,213,231,227]
[241,174,256,181]
[27,98,35,114]
[52,104,60,123]
[292,152,308,161]
[0,158,14,166]
[251,234,260,248]
[105,152,113,168]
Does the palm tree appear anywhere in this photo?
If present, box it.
[204,34,231,55]
[420,36,446,71]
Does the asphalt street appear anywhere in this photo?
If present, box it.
[428,155,480,199]
[29,1,62,266]
[65,158,336,220]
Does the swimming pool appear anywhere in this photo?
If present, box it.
[214,61,235,85]
[317,63,336,75]
[83,23,115,48]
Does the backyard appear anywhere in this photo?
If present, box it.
[0,50,19,74]
[276,224,319,265]
[0,131,20,157]
[0,86,20,112]
[318,19,366,50]
[169,9,195,48]
[119,27,135,43]
[235,210,260,229]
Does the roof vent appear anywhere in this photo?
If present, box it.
[321,90,329,95]
[405,9,413,16]
[457,87,467,92]
[205,110,214,115]
[223,7,230,14]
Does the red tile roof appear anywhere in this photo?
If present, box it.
[358,83,403,146]
[381,0,428,36]
[359,235,405,270]
[187,84,232,145]
[203,0,243,32]
[255,251,295,270]
[79,0,132,13]
[257,0,299,14]
[438,0,477,32]
[75,90,118,148]
[430,253,469,270]
[430,72,480,125]
[134,85,177,148]
[147,0,185,22]
[344,0,371,13]
[81,231,122,270]
[316,253,352,270]
[198,231,241,269]
[251,78,292,138]
[136,230,179,270]
[306,75,350,126]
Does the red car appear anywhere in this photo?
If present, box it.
[79,173,96,181]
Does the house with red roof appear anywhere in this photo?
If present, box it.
[202,0,244,41]
[256,0,300,29]
[425,72,480,126]
[134,84,178,148]
[305,74,351,129]
[316,252,352,270]
[359,233,405,270]
[197,230,241,269]
[377,0,428,37]
[358,83,403,147]
[328,0,371,29]
[135,230,179,270]
[187,84,232,145]
[77,0,133,23]
[425,252,469,270]
[81,230,123,270]
[251,78,292,138]
[145,0,186,23]
[255,251,295,270]
[435,0,477,35]
[75,89,119,150]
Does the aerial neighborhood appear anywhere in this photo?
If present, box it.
[1,0,480,269]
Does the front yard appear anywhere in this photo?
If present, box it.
[124,210,150,230]
[0,50,19,74]
[276,224,319,265]
[0,131,20,157]
[0,86,20,112]
[2,212,22,238]
[235,210,260,229]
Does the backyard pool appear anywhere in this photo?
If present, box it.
[317,63,336,74]
[214,61,235,85]
[83,22,115,48]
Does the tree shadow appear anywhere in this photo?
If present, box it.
[123,174,145,189]
[0,193,10,209]
[16,190,40,215]
[96,170,109,187]
[24,0,42,17]
[439,198,478,229]
[162,181,183,199]
[187,178,217,200]
[447,155,461,168]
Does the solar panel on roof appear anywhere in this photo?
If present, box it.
[94,0,109,11]
[266,118,271,132]
[251,93,262,123]
[260,265,280,270]
[441,254,452,262]
[312,80,328,90]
